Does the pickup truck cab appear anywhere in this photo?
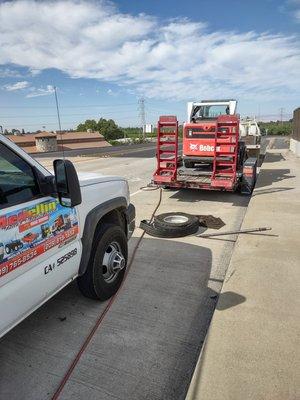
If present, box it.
[0,134,135,338]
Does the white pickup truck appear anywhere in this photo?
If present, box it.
[0,134,135,338]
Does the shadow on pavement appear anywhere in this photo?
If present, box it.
[255,168,294,189]
[216,291,246,311]
[263,152,286,163]
[169,188,250,208]
[253,187,294,196]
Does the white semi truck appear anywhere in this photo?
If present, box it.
[0,134,135,338]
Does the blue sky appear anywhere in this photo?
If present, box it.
[0,0,299,132]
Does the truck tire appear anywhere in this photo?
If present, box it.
[154,212,198,229]
[77,223,127,301]
[140,212,199,238]
[140,219,199,238]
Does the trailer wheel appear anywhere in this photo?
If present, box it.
[77,223,127,301]
[238,141,247,169]
[240,165,257,195]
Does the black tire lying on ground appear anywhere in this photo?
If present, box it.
[140,212,199,238]
[154,212,199,229]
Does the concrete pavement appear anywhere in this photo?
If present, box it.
[55,186,250,400]
[186,147,300,400]
[1,148,249,399]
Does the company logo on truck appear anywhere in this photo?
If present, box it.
[0,201,57,232]
[0,200,79,278]
[189,144,219,152]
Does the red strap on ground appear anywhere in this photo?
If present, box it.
[51,188,162,399]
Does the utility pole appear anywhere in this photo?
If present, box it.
[279,107,285,125]
[138,97,146,139]
[54,86,65,158]
[54,86,62,133]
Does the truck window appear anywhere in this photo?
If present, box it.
[193,105,229,120]
[0,143,41,209]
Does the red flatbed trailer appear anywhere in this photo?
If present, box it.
[152,115,257,194]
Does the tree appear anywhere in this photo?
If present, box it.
[76,118,123,140]
[97,118,123,140]
[77,119,98,132]
[258,121,292,136]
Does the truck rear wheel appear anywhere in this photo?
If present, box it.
[77,223,127,301]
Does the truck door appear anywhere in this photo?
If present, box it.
[0,142,82,338]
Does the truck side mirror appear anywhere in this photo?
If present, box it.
[53,159,82,207]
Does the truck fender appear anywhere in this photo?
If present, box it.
[78,196,128,276]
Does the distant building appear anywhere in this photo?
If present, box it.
[35,132,58,152]
[290,108,300,156]
[143,124,153,134]
[6,131,111,154]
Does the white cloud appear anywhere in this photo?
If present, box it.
[0,0,299,101]
[26,85,54,97]
[107,88,118,96]
[29,68,41,76]
[3,80,29,91]
[0,67,22,78]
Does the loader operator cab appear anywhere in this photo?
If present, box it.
[188,100,237,123]
[191,104,231,122]
[183,99,239,169]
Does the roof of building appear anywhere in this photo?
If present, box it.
[35,131,57,138]
[5,131,110,153]
[59,131,104,140]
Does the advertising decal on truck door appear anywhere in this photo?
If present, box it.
[0,199,78,278]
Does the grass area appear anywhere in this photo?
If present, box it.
[259,121,292,135]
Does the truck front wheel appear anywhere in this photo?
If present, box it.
[77,223,127,301]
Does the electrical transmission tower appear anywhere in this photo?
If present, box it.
[279,108,285,125]
[138,97,146,139]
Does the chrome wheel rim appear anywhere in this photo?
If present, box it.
[101,241,125,283]
[163,215,189,224]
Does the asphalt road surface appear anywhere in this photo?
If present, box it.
[36,141,159,159]
[0,137,275,400]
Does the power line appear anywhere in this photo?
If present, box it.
[0,109,145,118]
[0,102,137,109]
